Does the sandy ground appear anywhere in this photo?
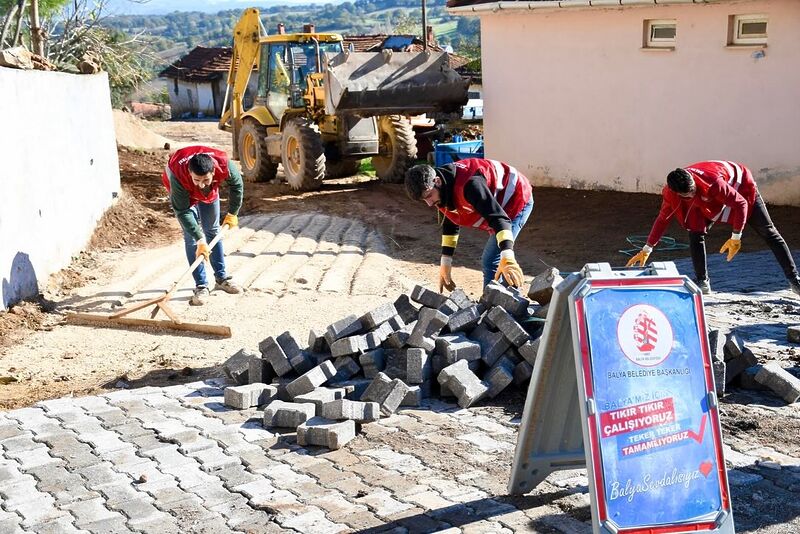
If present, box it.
[2,119,800,412]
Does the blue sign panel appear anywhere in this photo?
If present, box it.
[576,283,728,530]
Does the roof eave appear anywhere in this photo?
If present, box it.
[448,0,722,15]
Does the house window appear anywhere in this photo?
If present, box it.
[644,20,676,48]
[731,14,768,45]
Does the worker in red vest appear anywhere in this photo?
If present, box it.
[405,159,533,291]
[627,161,800,296]
[162,146,244,305]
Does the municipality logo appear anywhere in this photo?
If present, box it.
[617,304,673,366]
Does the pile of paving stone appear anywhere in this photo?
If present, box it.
[220,269,564,450]
[710,327,800,403]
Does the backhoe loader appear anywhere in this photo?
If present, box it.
[219,8,469,191]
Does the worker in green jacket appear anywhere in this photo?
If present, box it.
[162,146,243,305]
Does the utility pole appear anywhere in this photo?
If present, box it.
[29,0,44,56]
[421,0,427,51]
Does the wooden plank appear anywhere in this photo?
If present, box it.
[65,312,232,338]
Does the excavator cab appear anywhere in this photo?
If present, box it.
[257,39,344,119]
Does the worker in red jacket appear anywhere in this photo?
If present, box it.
[627,161,800,296]
[405,158,533,291]
[162,146,244,305]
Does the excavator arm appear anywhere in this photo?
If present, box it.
[219,7,263,157]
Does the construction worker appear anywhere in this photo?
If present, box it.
[627,161,800,296]
[405,159,533,291]
[162,146,244,305]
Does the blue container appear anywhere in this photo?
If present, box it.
[434,140,484,167]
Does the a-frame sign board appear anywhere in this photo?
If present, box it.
[509,262,734,534]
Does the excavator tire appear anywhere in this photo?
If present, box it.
[281,118,325,191]
[373,115,417,184]
[325,158,362,179]
[238,120,278,183]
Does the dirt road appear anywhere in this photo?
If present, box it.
[2,119,800,412]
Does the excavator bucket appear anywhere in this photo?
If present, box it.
[324,50,469,118]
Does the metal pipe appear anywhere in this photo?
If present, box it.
[422,0,428,51]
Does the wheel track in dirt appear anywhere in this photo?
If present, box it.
[66,212,395,315]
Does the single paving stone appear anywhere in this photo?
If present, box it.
[286,361,337,399]
[447,305,482,334]
[712,360,726,396]
[485,306,530,347]
[788,325,800,344]
[325,314,363,346]
[723,331,750,361]
[361,302,399,330]
[384,321,415,349]
[437,298,459,317]
[248,354,275,386]
[321,399,381,423]
[296,417,356,450]
[408,308,448,349]
[263,401,316,428]
[438,360,488,408]
[330,336,361,358]
[485,356,515,398]
[331,378,372,401]
[393,294,420,324]
[293,387,347,415]
[527,267,563,305]
[224,384,277,409]
[361,373,411,415]
[260,337,293,377]
[406,348,432,384]
[448,288,474,309]
[331,356,361,382]
[410,284,449,309]
[222,349,252,385]
[513,361,533,386]
[755,362,800,403]
[481,281,528,316]
[470,323,511,367]
[309,328,329,353]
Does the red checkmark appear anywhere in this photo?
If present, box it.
[687,414,707,444]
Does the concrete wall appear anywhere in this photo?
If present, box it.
[474,0,800,205]
[0,69,120,311]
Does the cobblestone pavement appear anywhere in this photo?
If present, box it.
[1,251,799,534]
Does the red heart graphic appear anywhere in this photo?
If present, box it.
[699,461,713,477]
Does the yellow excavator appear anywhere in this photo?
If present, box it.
[219,8,469,191]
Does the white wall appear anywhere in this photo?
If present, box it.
[169,80,217,117]
[0,69,120,310]
[474,0,800,205]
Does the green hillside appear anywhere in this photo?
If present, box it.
[102,0,480,67]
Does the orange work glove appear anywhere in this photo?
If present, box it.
[720,232,742,262]
[493,252,524,288]
[626,244,653,267]
[195,239,210,261]
[439,256,456,293]
[222,213,238,229]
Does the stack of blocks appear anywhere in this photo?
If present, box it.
[222,273,563,449]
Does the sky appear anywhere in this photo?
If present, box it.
[105,0,347,16]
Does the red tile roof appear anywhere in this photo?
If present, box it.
[342,34,472,70]
[159,46,232,82]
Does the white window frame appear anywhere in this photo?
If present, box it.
[645,19,677,48]
[732,14,768,45]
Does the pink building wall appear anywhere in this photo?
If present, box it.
[473,0,800,205]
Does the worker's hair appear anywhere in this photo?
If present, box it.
[405,165,437,201]
[666,168,694,193]
[188,153,215,176]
